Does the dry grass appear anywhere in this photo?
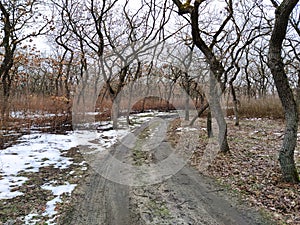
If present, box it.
[0,94,73,138]
[7,93,286,121]
[237,97,284,119]
[95,95,198,116]
[9,94,71,114]
[0,94,292,136]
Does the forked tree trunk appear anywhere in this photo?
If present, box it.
[268,0,299,183]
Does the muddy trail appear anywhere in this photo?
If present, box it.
[60,116,276,225]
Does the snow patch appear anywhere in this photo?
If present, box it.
[23,182,78,224]
[24,213,40,225]
[41,183,76,224]
[176,127,198,132]
[42,182,77,196]
[72,129,130,155]
[0,133,78,200]
[10,111,67,119]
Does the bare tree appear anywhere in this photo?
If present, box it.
[268,0,299,183]
[0,0,50,118]
[101,0,174,128]
[172,0,230,153]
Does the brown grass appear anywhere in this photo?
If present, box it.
[0,94,73,135]
[0,94,290,135]
[9,94,70,114]
[234,97,284,119]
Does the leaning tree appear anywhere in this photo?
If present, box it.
[172,0,234,153]
[268,0,299,183]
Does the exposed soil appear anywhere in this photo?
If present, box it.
[60,116,278,225]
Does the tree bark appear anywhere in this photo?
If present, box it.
[230,83,239,126]
[0,3,15,119]
[296,70,300,106]
[209,71,229,153]
[207,109,213,138]
[268,0,299,183]
[185,85,190,121]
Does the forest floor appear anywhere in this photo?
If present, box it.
[192,117,300,225]
[0,111,299,224]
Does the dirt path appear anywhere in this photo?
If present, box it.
[61,172,132,225]
[135,166,266,225]
[61,117,276,225]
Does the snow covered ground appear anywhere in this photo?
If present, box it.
[0,133,77,200]
[0,122,130,223]
[0,110,182,223]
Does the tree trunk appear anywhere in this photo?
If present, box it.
[230,83,239,126]
[187,1,229,153]
[209,71,229,153]
[296,70,300,106]
[185,88,190,121]
[1,72,12,120]
[207,109,213,138]
[268,0,299,183]
[126,93,132,125]
[189,102,209,126]
[166,82,173,112]
[112,96,120,129]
